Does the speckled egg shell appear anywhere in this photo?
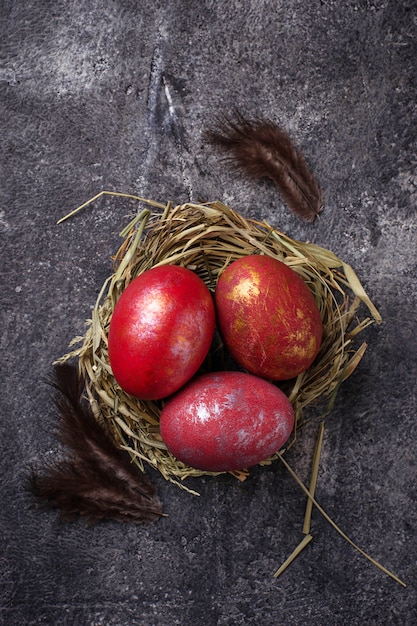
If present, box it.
[159,371,294,472]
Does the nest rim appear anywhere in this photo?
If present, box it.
[60,198,381,490]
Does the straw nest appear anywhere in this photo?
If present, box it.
[59,197,381,490]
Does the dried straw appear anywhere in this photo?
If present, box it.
[57,195,408,587]
[58,198,381,490]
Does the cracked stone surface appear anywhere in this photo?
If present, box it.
[1,1,416,624]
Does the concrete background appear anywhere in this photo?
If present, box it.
[1,1,416,624]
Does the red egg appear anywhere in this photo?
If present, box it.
[159,371,295,472]
[215,255,322,380]
[108,265,215,400]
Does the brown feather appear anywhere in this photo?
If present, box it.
[30,364,163,524]
[205,112,323,221]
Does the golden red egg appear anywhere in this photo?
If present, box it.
[215,255,323,381]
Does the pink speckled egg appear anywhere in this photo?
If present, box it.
[159,371,294,472]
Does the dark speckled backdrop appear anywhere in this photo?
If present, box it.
[1,1,416,624]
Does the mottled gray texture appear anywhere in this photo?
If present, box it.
[1,1,416,624]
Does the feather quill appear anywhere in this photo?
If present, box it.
[205,112,323,221]
[30,364,163,524]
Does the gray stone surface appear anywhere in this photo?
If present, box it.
[1,1,416,624]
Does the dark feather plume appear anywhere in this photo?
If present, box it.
[205,112,323,221]
[30,363,163,524]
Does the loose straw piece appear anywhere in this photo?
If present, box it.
[56,190,168,224]
[274,534,313,578]
[277,453,406,588]
[274,421,324,578]
[303,421,325,535]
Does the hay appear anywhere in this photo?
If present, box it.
[55,195,410,587]
[58,197,381,490]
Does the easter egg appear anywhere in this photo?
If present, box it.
[108,265,215,400]
[215,255,322,380]
[159,371,294,471]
